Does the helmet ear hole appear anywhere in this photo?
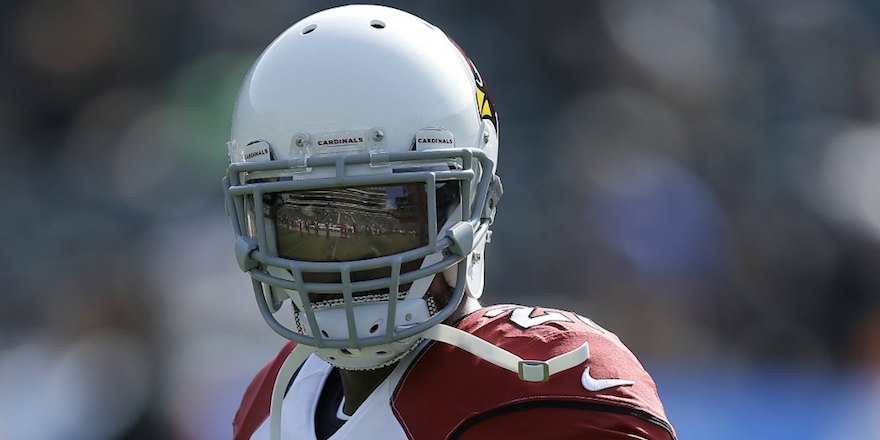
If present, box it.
[301,24,317,35]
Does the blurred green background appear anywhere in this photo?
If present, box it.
[2,0,880,438]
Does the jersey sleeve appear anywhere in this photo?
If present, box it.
[454,406,674,440]
[233,341,298,440]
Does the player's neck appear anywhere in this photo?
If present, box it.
[337,363,396,416]
[449,296,482,323]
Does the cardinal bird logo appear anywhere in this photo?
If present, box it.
[449,38,499,133]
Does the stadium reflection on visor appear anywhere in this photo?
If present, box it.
[263,181,460,263]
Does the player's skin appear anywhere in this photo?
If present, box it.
[338,274,482,415]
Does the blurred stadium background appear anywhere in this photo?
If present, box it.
[2,0,880,438]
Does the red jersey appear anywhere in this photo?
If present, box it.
[234,304,676,439]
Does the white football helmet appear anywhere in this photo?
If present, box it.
[224,5,502,371]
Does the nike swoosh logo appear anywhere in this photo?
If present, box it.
[581,366,635,392]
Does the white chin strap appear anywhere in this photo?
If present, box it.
[268,324,590,440]
[269,344,316,440]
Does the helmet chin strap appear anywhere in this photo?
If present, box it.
[267,324,590,440]
[269,344,316,440]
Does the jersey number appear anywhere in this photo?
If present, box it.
[484,306,573,329]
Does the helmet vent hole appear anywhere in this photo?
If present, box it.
[370,20,386,29]
[320,330,329,338]
[301,24,317,35]
[376,350,388,356]
[369,323,380,333]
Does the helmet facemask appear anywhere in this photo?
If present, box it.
[224,149,499,370]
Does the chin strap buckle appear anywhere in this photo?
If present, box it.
[518,360,551,382]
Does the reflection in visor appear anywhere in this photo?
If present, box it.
[264,182,460,262]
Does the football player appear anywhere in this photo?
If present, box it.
[223,5,676,439]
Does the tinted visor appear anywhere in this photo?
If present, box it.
[263,181,460,262]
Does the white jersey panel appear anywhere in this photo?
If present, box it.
[249,353,413,440]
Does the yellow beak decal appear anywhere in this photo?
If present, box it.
[476,88,493,119]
